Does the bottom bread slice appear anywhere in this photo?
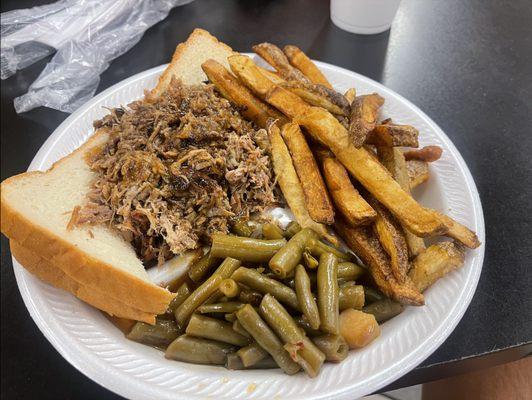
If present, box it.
[10,241,156,324]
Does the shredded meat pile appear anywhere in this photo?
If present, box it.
[76,80,278,265]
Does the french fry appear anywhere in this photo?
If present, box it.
[367,195,410,283]
[344,88,357,105]
[377,146,426,258]
[257,66,285,84]
[257,60,348,115]
[316,149,376,226]
[281,123,334,224]
[228,54,479,248]
[335,219,424,306]
[409,241,465,292]
[229,54,278,98]
[349,94,385,147]
[437,213,480,249]
[283,45,333,89]
[366,123,419,147]
[279,81,349,116]
[253,42,311,83]
[404,145,443,162]
[407,160,430,189]
[202,59,286,128]
[268,123,336,244]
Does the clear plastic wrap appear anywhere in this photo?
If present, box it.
[1,0,194,113]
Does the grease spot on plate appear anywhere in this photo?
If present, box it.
[247,383,257,394]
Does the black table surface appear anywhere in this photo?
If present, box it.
[1,0,531,399]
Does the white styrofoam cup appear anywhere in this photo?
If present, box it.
[331,0,401,35]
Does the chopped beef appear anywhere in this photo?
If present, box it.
[76,79,278,265]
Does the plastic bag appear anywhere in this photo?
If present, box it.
[1,0,194,113]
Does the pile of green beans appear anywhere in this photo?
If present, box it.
[125,220,400,377]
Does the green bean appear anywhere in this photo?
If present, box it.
[232,320,252,338]
[317,253,339,334]
[238,288,263,306]
[202,290,225,306]
[295,265,321,330]
[232,267,300,310]
[237,342,269,367]
[214,257,242,278]
[362,299,404,323]
[226,353,277,370]
[312,334,349,363]
[262,223,285,239]
[225,352,245,370]
[284,221,301,238]
[236,304,300,375]
[211,234,286,262]
[127,317,180,349]
[337,262,365,281]
[219,278,240,298]
[269,228,319,278]
[187,251,221,283]
[225,313,237,322]
[232,220,256,237]
[167,282,191,314]
[306,238,350,261]
[174,274,223,328]
[364,286,385,304]
[294,315,322,337]
[165,335,235,365]
[197,302,245,314]
[339,283,365,311]
[303,251,319,269]
[259,294,325,377]
[186,314,251,346]
[286,272,317,290]
[262,270,283,281]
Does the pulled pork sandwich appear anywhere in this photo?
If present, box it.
[75,79,278,265]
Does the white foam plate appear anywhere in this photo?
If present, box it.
[12,56,485,399]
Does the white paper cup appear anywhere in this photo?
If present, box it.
[331,0,401,35]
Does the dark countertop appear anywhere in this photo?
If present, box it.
[1,0,531,399]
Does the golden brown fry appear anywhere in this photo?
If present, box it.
[378,147,426,258]
[366,123,419,147]
[281,123,334,224]
[228,54,278,98]
[253,42,311,83]
[436,213,481,249]
[228,54,479,248]
[349,94,385,147]
[406,160,430,189]
[404,145,443,162]
[335,219,424,306]
[367,196,410,283]
[283,45,333,89]
[409,241,465,292]
[202,59,286,128]
[268,123,335,243]
[279,81,349,116]
[344,88,356,105]
[257,66,285,84]
[316,150,376,226]
[269,99,445,237]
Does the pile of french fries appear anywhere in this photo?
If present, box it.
[201,43,480,307]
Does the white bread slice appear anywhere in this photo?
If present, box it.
[10,241,156,324]
[1,128,173,317]
[1,28,236,322]
[150,28,235,97]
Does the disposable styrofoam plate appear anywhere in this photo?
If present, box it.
[12,56,485,400]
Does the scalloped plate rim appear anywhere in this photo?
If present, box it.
[12,57,485,400]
